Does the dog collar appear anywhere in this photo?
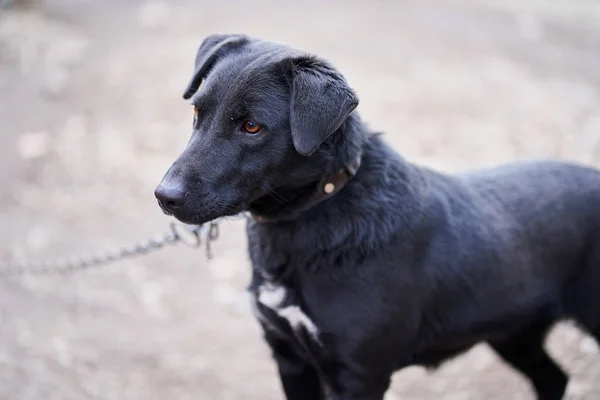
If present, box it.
[251,155,362,224]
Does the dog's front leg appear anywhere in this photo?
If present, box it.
[324,368,392,400]
[263,329,327,400]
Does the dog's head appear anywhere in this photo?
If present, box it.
[155,34,360,225]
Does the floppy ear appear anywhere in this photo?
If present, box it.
[182,34,248,100]
[289,58,359,156]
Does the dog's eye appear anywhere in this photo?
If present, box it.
[193,106,198,116]
[242,121,262,135]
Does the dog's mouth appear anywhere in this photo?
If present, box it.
[158,181,319,225]
[164,196,246,226]
[167,208,224,226]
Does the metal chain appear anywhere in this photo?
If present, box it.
[0,221,220,276]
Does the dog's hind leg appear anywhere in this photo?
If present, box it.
[563,245,600,347]
[490,319,568,400]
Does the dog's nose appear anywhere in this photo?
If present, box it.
[155,184,187,213]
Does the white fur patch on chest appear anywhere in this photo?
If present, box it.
[255,283,319,341]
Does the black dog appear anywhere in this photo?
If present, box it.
[155,34,600,400]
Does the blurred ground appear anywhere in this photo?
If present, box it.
[1,0,600,399]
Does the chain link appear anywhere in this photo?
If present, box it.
[0,221,220,276]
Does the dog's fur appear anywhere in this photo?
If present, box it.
[155,34,600,400]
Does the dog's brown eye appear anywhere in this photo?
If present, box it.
[193,107,199,116]
[243,121,262,134]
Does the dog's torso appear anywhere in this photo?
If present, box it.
[247,136,600,380]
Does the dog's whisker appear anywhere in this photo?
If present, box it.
[264,184,289,205]
[223,203,242,214]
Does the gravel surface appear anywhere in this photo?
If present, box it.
[1,0,600,399]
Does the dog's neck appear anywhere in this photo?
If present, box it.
[246,132,425,276]
[248,155,362,224]
[248,113,366,224]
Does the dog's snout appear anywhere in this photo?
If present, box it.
[155,184,187,214]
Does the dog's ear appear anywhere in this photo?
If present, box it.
[183,34,248,100]
[288,57,359,156]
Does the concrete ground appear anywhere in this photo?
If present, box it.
[1,0,600,399]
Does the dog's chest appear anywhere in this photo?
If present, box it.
[252,281,320,341]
